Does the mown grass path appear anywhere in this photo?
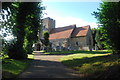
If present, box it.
[18,52,80,78]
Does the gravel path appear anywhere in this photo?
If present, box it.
[18,52,80,78]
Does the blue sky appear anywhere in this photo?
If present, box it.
[42,1,101,28]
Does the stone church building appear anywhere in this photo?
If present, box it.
[36,17,93,51]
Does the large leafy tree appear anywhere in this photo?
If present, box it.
[92,27,110,50]
[22,2,42,54]
[2,2,43,59]
[1,2,19,57]
[95,27,110,50]
[93,2,120,54]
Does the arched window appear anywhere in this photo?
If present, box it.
[76,42,78,46]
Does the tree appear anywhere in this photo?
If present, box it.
[95,29,102,49]
[92,27,110,50]
[2,2,43,59]
[2,2,21,58]
[95,27,105,49]
[23,2,43,54]
[93,2,120,54]
[92,28,97,49]
[43,31,49,52]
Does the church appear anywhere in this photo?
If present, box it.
[35,17,93,51]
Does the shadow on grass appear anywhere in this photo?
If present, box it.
[61,54,120,79]
[2,58,34,79]
[62,54,118,67]
[95,65,120,79]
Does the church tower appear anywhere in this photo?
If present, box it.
[38,17,55,40]
[35,17,55,51]
[42,17,55,32]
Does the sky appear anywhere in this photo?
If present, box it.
[0,1,102,40]
[42,1,101,28]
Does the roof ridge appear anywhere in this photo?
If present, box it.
[49,25,90,40]
[71,25,90,38]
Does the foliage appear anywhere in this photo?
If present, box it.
[2,54,33,78]
[92,27,111,50]
[2,2,43,59]
[23,2,43,54]
[93,2,120,54]
[1,2,18,57]
[2,2,24,59]
[95,28,102,49]
[91,28,97,48]
[43,31,49,52]
[95,27,111,49]
[61,51,120,79]
[43,31,49,46]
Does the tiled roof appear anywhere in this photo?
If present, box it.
[71,25,90,37]
[49,25,90,40]
[49,24,76,40]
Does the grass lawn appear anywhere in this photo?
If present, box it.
[2,54,34,78]
[60,50,120,79]
[45,50,111,55]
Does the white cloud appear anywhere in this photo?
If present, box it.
[88,22,98,28]
[43,15,98,28]
[43,9,98,28]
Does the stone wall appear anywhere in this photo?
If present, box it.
[69,27,93,51]
[50,36,90,51]
[69,37,89,50]
[50,38,69,51]
[50,32,93,51]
